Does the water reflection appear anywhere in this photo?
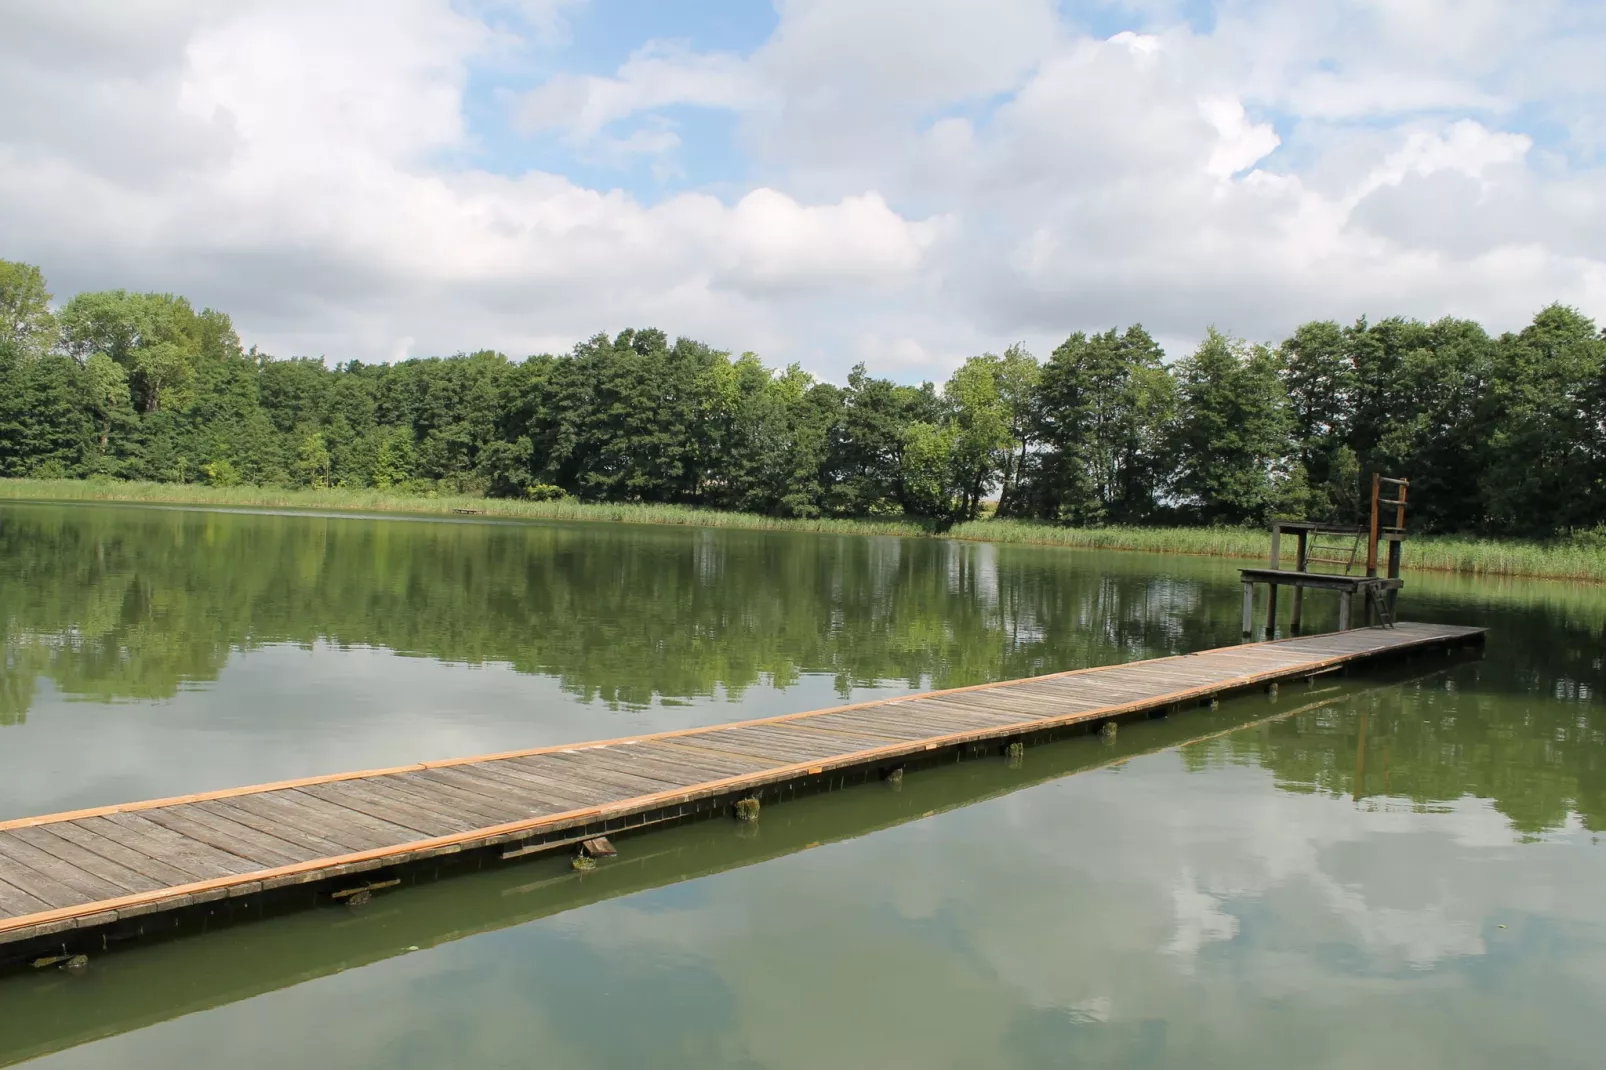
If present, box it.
[0,503,1260,718]
[2,501,1604,837]
[3,669,1601,1069]
[2,502,1605,1068]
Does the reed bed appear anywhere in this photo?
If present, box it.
[4,479,1602,583]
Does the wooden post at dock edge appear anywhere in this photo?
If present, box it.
[1264,523,1281,640]
[1290,529,1308,634]
[1366,473,1381,577]
[1338,590,1353,631]
[1241,581,1255,639]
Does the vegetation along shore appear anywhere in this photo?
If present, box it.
[3,256,1604,579]
[4,479,1602,584]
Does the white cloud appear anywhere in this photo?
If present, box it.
[0,0,1603,378]
[517,41,770,139]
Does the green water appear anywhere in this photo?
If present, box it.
[1,502,1603,1068]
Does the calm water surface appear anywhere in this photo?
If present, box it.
[1,502,1603,1068]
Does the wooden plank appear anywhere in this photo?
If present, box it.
[803,711,982,742]
[139,806,310,870]
[290,782,461,839]
[41,820,213,887]
[718,725,868,758]
[395,769,560,823]
[0,835,125,907]
[369,769,512,817]
[443,759,597,806]
[499,758,647,807]
[905,691,1061,715]
[635,740,782,777]
[218,791,412,853]
[300,781,483,838]
[558,742,697,784]
[745,722,897,754]
[0,874,53,919]
[911,698,1070,726]
[676,731,839,765]
[471,759,629,810]
[537,752,694,795]
[276,788,444,844]
[545,747,737,791]
[923,693,1093,720]
[194,799,375,857]
[94,813,264,877]
[488,756,632,806]
[778,723,908,749]
[7,825,165,896]
[418,764,596,815]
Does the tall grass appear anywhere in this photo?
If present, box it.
[3,478,1603,583]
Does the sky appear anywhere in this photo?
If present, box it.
[2,0,1604,381]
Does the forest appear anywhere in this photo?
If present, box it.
[2,257,1604,537]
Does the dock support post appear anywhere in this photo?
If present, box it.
[1291,531,1307,634]
[1241,581,1255,639]
[1265,582,1279,641]
[1367,473,1381,577]
[1338,590,1353,631]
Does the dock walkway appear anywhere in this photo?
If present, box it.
[0,622,1483,955]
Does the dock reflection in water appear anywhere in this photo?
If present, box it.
[0,665,1552,1070]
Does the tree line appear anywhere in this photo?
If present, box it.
[3,258,1604,536]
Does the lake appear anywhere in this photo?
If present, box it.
[1,501,1603,1068]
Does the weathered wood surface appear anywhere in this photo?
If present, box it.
[0,623,1482,944]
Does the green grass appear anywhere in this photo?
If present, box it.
[3,478,1603,583]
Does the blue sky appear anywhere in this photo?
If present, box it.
[2,0,1602,377]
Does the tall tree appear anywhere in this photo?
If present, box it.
[1277,319,1356,518]
[1029,325,1174,524]
[1169,329,1294,525]
[825,364,942,515]
[990,344,1040,517]
[942,355,1015,521]
[0,260,54,357]
[1480,305,1606,536]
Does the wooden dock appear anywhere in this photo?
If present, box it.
[0,623,1483,962]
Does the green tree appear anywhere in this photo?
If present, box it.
[825,364,942,515]
[1029,325,1174,524]
[943,355,1015,522]
[898,419,963,525]
[0,259,54,357]
[1277,320,1356,518]
[1169,329,1294,525]
[372,426,417,490]
[992,344,1041,517]
[83,352,134,459]
[707,358,836,517]
[56,291,206,412]
[297,431,332,488]
[1480,305,1606,536]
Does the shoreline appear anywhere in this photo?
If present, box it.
[3,478,1602,584]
